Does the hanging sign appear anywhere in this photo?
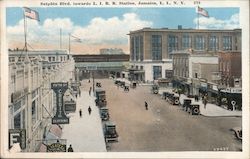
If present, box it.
[47,142,66,152]
[9,129,26,149]
[51,82,69,124]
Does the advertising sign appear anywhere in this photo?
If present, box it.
[51,82,69,124]
[46,142,66,152]
[9,129,26,149]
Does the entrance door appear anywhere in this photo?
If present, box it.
[153,66,162,80]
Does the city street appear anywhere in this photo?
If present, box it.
[96,79,242,151]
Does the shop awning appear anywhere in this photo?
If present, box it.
[49,124,62,138]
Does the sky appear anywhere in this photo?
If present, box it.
[6,7,240,54]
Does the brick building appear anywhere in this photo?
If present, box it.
[218,51,242,87]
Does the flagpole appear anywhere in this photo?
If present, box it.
[197,7,200,29]
[68,33,71,54]
[23,9,28,52]
[60,28,62,49]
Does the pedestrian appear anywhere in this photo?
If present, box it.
[195,95,198,102]
[88,106,92,115]
[67,144,74,152]
[145,101,148,110]
[88,79,90,83]
[79,109,82,117]
[203,96,207,109]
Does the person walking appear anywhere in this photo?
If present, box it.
[67,144,74,152]
[79,109,82,117]
[145,101,148,110]
[88,106,92,115]
[203,96,208,109]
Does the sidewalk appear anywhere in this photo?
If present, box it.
[61,84,106,152]
[158,88,242,117]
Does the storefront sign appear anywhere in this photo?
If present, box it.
[9,129,26,149]
[65,101,76,113]
[47,142,66,152]
[51,82,69,124]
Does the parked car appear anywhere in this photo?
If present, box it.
[104,121,118,142]
[100,107,109,121]
[151,84,159,94]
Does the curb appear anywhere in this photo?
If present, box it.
[200,114,242,118]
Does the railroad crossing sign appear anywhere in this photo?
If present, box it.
[51,82,69,124]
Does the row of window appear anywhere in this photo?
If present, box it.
[131,34,236,61]
[131,36,144,61]
[9,55,68,63]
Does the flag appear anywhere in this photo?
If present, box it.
[23,7,40,21]
[71,35,82,43]
[196,6,209,17]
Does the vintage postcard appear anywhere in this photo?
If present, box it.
[0,0,249,158]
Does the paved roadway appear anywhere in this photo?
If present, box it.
[96,79,242,152]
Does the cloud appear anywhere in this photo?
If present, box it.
[193,13,240,29]
[73,13,152,44]
[7,13,152,52]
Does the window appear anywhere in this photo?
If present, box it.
[140,66,143,70]
[195,73,198,78]
[32,100,36,124]
[9,57,15,62]
[195,35,205,50]
[130,37,135,61]
[209,36,218,51]
[223,36,232,50]
[182,35,191,50]
[151,35,162,60]
[165,70,173,78]
[48,57,51,61]
[22,109,25,129]
[14,113,21,129]
[168,35,178,54]
[135,36,140,61]
[61,57,63,61]
[52,57,55,61]
[139,36,144,61]
[153,66,162,80]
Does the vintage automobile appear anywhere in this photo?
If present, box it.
[96,82,102,87]
[169,93,180,105]
[104,121,118,142]
[95,89,107,107]
[230,127,242,141]
[131,82,137,89]
[151,84,159,94]
[100,107,109,121]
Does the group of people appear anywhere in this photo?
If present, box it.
[79,106,92,117]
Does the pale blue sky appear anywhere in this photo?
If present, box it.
[7,7,239,29]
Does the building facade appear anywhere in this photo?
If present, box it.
[72,54,130,79]
[8,50,75,152]
[218,51,242,87]
[171,50,218,96]
[129,28,241,82]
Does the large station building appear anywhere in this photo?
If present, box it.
[128,27,241,83]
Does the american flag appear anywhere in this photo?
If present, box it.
[23,7,40,21]
[197,6,209,17]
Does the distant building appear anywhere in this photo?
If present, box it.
[128,27,241,82]
[72,54,130,79]
[100,48,125,55]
